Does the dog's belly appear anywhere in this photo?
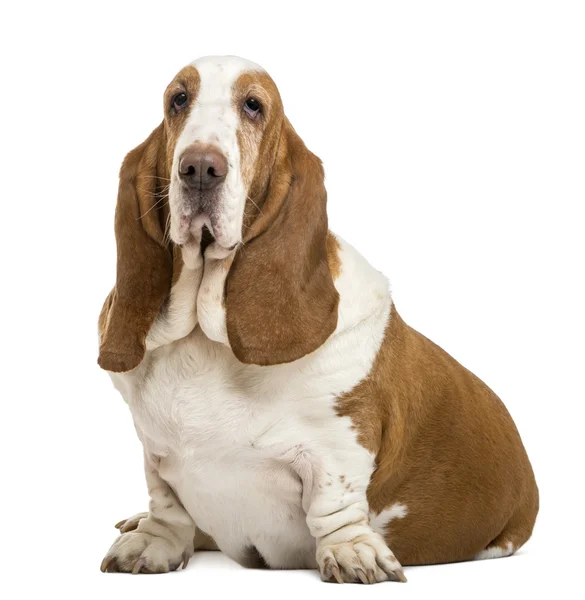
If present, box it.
[160,451,317,569]
[120,327,378,569]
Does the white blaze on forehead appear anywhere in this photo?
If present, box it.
[170,56,266,249]
[192,55,265,77]
[176,55,265,155]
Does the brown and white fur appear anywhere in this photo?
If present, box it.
[98,56,538,583]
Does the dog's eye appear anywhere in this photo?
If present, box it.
[172,92,188,112]
[243,97,261,118]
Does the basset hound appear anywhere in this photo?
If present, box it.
[98,55,538,583]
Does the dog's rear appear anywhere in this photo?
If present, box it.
[339,306,539,565]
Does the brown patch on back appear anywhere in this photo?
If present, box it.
[337,305,538,565]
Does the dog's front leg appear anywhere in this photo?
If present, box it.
[101,453,197,574]
[284,446,407,584]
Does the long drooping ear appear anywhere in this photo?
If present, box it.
[225,120,339,365]
[98,124,173,373]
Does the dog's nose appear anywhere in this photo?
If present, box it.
[178,144,228,191]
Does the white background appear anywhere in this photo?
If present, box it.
[1,1,583,598]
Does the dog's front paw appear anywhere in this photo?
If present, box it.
[317,532,407,584]
[100,531,191,574]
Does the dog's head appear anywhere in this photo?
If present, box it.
[98,56,339,373]
[166,57,282,252]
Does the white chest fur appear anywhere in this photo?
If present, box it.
[109,237,392,568]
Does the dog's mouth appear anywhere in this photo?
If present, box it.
[183,221,237,260]
[170,193,241,253]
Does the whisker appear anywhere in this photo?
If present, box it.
[136,185,171,198]
[163,212,173,245]
[137,196,169,220]
[241,211,252,230]
[247,196,264,216]
[140,175,173,182]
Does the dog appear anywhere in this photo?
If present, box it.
[98,55,538,583]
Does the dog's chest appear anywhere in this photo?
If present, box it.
[111,326,376,568]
